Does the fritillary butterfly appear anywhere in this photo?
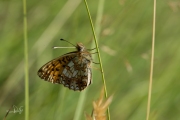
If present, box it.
[37,41,92,91]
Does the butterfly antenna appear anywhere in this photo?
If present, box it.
[53,39,77,49]
[60,38,76,47]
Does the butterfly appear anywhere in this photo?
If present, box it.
[37,39,93,91]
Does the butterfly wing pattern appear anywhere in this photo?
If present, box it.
[37,43,92,91]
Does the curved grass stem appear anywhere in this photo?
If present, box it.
[146,0,156,120]
[83,0,110,120]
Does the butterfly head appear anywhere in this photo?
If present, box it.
[77,43,85,52]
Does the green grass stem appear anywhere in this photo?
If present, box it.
[146,0,156,120]
[83,0,110,119]
[22,0,29,119]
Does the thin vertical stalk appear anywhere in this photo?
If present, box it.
[83,0,110,119]
[22,0,29,119]
[146,0,156,120]
[73,90,86,120]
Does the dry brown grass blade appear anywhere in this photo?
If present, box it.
[85,87,113,120]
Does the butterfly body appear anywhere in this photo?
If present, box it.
[38,43,92,91]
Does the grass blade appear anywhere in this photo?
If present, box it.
[83,0,110,119]
[22,0,29,119]
[146,0,156,120]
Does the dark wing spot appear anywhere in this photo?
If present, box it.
[56,68,60,71]
[66,56,74,61]
[62,57,66,63]
[66,56,70,61]
[58,60,62,64]
[66,66,70,70]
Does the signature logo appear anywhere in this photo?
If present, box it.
[7,105,23,114]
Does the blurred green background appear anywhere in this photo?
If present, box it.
[0,0,180,119]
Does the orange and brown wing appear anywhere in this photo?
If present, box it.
[37,53,76,83]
